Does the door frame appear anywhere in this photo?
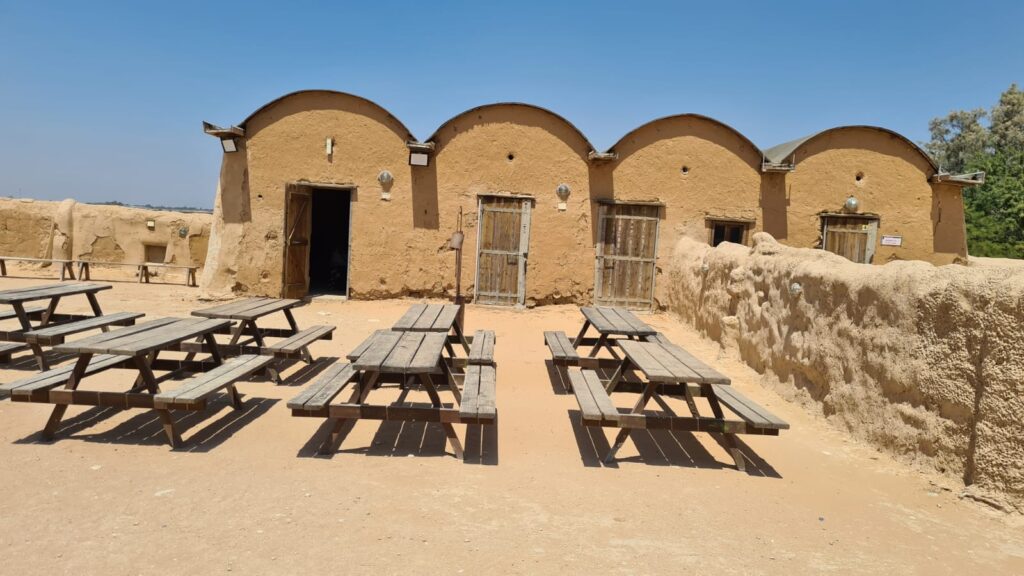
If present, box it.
[473,194,533,307]
[281,182,356,299]
[593,201,662,310]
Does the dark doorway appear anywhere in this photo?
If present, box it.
[308,188,351,295]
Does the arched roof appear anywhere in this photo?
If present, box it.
[426,102,596,152]
[607,113,764,158]
[763,125,938,171]
[239,89,416,141]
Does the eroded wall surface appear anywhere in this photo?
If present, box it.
[664,232,1024,506]
[0,198,211,268]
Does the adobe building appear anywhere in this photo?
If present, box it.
[200,90,982,308]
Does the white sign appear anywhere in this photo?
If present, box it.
[881,235,903,247]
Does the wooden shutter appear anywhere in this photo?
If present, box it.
[822,216,878,263]
[283,185,312,298]
[475,196,531,306]
[594,203,660,309]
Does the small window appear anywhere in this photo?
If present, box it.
[144,244,167,264]
[821,215,879,263]
[706,219,753,247]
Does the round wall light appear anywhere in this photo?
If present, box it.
[378,170,394,187]
[844,196,859,213]
[556,183,570,212]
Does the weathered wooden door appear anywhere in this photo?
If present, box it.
[475,196,532,306]
[594,203,660,309]
[821,215,878,263]
[283,185,312,298]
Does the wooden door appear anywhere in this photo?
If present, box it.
[475,196,531,306]
[822,216,878,263]
[594,203,660,309]
[283,185,312,298]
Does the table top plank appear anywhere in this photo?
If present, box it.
[192,297,299,320]
[641,341,703,382]
[192,297,274,317]
[381,332,426,372]
[617,340,677,382]
[392,304,426,331]
[411,304,443,331]
[661,342,731,385]
[53,317,181,353]
[432,305,459,331]
[55,317,231,356]
[603,307,656,335]
[581,307,617,332]
[408,332,447,373]
[618,339,730,385]
[580,306,656,337]
[225,298,300,321]
[0,282,112,304]
[352,331,403,371]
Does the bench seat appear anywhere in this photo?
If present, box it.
[467,330,496,365]
[0,342,29,363]
[0,257,76,280]
[544,331,580,365]
[709,383,789,430]
[0,306,47,323]
[287,363,357,412]
[460,364,497,423]
[2,354,128,400]
[23,312,144,345]
[643,332,672,345]
[568,369,619,425]
[263,325,335,359]
[77,260,198,287]
[153,354,273,409]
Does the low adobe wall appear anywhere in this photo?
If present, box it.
[664,233,1024,506]
[0,198,211,270]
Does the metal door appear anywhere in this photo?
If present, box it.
[283,185,312,298]
[475,196,531,306]
[594,203,660,309]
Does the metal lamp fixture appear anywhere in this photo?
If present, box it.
[378,170,394,201]
[844,195,860,213]
[556,183,570,211]
[220,138,237,153]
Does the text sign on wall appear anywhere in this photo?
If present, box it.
[881,235,903,247]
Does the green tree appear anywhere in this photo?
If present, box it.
[925,84,1024,258]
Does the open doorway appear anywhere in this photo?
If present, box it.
[308,187,351,295]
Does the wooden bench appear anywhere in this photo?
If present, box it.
[22,312,144,346]
[460,364,497,423]
[0,342,28,363]
[467,330,496,365]
[287,363,358,413]
[260,324,336,383]
[0,257,76,280]
[0,306,47,322]
[709,383,789,432]
[569,369,620,426]
[77,260,198,287]
[544,331,581,365]
[153,355,273,410]
[1,354,129,400]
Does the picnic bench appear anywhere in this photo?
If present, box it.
[186,297,334,383]
[545,306,657,364]
[569,337,788,469]
[392,303,470,355]
[289,329,497,458]
[2,317,273,447]
[0,282,141,370]
[76,260,199,287]
[0,256,76,280]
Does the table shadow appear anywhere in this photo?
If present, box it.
[13,396,278,453]
[567,410,781,478]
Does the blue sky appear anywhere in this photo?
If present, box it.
[2,1,1022,208]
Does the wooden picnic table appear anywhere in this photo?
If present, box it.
[572,306,657,357]
[1,317,273,447]
[392,303,470,354]
[570,337,788,469]
[289,329,497,458]
[0,282,114,369]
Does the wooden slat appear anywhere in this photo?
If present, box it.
[0,305,46,322]
[265,325,335,354]
[352,331,402,370]
[191,297,273,318]
[642,341,703,382]
[392,304,425,330]
[711,384,789,429]
[347,329,388,360]
[52,317,181,353]
[153,355,273,408]
[475,364,496,420]
[432,305,459,331]
[569,369,618,424]
[411,304,443,331]
[381,332,426,372]
[407,332,447,373]
[606,308,656,335]
[460,365,482,418]
[2,354,128,399]
[225,298,299,321]
[661,343,731,384]
[617,340,676,382]
[23,312,144,343]
[468,330,495,365]
[288,363,357,410]
[581,307,618,333]
[0,283,111,303]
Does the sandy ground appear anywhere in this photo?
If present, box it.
[0,272,1022,575]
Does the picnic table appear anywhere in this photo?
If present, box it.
[0,282,140,370]
[189,297,334,382]
[544,306,657,367]
[288,329,497,458]
[392,303,470,355]
[1,317,273,447]
[568,337,788,469]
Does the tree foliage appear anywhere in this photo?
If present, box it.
[926,84,1024,258]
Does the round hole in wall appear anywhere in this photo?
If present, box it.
[681,166,690,175]
[257,194,263,199]
[507,153,515,161]
[855,171,864,182]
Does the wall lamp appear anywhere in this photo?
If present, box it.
[378,170,394,201]
[221,138,238,153]
[556,183,570,211]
